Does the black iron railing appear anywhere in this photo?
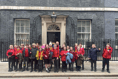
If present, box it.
[0,39,118,62]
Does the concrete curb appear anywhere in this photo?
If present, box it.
[0,73,118,77]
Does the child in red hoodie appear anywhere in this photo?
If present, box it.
[43,44,50,73]
[75,46,82,71]
[6,45,15,72]
[52,44,59,72]
[60,47,68,72]
[14,46,22,71]
[102,43,113,73]
[69,47,76,71]
[22,44,30,71]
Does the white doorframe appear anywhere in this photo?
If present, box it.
[40,15,68,46]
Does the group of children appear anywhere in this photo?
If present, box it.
[6,41,113,73]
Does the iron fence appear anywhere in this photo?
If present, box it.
[0,38,118,62]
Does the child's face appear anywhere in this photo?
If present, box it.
[64,47,66,50]
[79,44,82,47]
[54,44,57,48]
[32,45,35,48]
[14,45,17,48]
[63,44,65,47]
[92,45,96,48]
[70,47,73,50]
[107,45,110,48]
[26,45,29,48]
[46,45,49,48]
[75,44,78,47]
[10,45,13,49]
[17,47,20,50]
[67,46,69,49]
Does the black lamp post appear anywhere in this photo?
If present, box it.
[51,12,57,23]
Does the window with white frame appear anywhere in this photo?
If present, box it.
[14,19,30,45]
[115,19,118,49]
[77,20,91,47]
[115,19,118,39]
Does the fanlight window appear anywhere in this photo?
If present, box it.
[48,24,60,31]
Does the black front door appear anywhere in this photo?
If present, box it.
[47,32,60,44]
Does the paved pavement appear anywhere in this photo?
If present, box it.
[0,77,118,79]
[0,61,118,77]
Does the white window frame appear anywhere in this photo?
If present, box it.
[115,19,118,49]
[14,19,30,45]
[77,20,91,48]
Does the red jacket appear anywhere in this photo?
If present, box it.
[43,48,49,59]
[14,47,17,52]
[69,51,76,62]
[6,49,15,58]
[52,48,59,58]
[102,47,113,59]
[39,51,43,57]
[24,48,29,57]
[60,50,68,61]
[75,50,82,60]
[15,49,22,59]
[20,48,24,53]
[75,46,77,52]
[80,48,85,55]
[49,47,53,52]
[57,45,60,51]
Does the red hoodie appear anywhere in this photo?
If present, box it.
[52,48,59,58]
[80,48,85,55]
[75,50,82,60]
[69,51,76,62]
[49,47,53,52]
[43,48,49,59]
[102,47,113,59]
[24,48,29,57]
[60,50,68,61]
[14,47,17,52]
[15,49,22,59]
[6,49,15,58]
[75,46,77,52]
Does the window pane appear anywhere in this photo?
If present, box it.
[82,34,85,39]
[85,34,90,39]
[82,27,85,32]
[16,27,20,32]
[16,34,20,39]
[26,20,30,27]
[21,26,24,32]
[16,20,20,27]
[86,21,90,27]
[85,27,90,32]
[115,34,118,39]
[21,20,24,32]
[82,21,85,27]
[115,27,118,32]
[115,20,118,26]
[25,27,30,33]
[78,27,81,32]
[77,21,81,27]
[77,34,81,39]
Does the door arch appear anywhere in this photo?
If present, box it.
[40,15,68,46]
[47,24,60,44]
